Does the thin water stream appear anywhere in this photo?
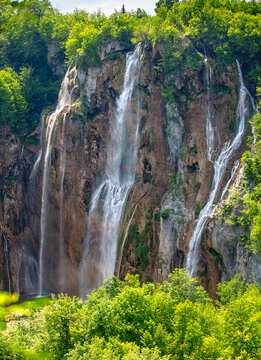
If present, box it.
[204,55,215,161]
[186,61,255,276]
[2,224,11,293]
[58,114,67,290]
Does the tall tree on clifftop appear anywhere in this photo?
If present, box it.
[121,4,126,13]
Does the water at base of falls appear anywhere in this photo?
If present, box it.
[79,44,143,298]
[186,60,256,277]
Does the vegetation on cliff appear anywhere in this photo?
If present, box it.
[1,270,261,359]
[0,0,62,133]
[0,0,260,133]
[220,85,261,253]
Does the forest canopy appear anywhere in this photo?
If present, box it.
[0,0,260,133]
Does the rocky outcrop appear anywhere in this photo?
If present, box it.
[158,102,185,280]
[47,44,64,76]
[197,164,261,298]
[210,217,261,283]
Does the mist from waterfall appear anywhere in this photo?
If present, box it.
[79,44,143,298]
[186,60,256,277]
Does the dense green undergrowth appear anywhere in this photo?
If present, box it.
[1,270,261,359]
[0,0,260,133]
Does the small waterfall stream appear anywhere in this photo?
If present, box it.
[117,202,139,277]
[79,44,143,297]
[186,61,255,276]
[204,55,215,161]
[30,115,45,181]
[38,68,76,296]
[58,114,67,290]
[2,224,11,293]
[219,160,240,203]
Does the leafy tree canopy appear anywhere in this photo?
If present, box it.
[1,270,261,359]
[0,0,260,133]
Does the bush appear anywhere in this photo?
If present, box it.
[4,272,261,360]
[0,68,27,133]
[161,209,170,219]
[194,201,201,218]
[195,181,201,191]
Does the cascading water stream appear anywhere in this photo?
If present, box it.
[2,224,11,293]
[117,202,139,277]
[186,60,255,276]
[30,115,45,181]
[219,160,240,203]
[204,54,215,161]
[58,114,67,290]
[16,251,21,295]
[247,92,259,144]
[38,68,76,296]
[79,44,143,297]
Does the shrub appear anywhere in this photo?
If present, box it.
[161,209,170,219]
[194,201,201,218]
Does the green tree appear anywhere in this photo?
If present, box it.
[0,67,27,132]
[218,285,261,359]
[164,268,211,304]
[155,0,178,13]
[217,274,247,305]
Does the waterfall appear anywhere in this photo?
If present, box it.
[117,202,139,277]
[204,55,215,161]
[30,115,45,181]
[58,115,67,290]
[219,160,240,203]
[38,68,76,296]
[195,47,214,160]
[247,92,259,144]
[79,44,143,297]
[2,224,11,293]
[186,60,255,276]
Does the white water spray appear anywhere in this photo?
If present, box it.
[79,44,143,297]
[186,61,255,276]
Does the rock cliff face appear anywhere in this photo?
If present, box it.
[0,42,260,296]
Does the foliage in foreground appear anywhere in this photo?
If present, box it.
[1,270,261,359]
